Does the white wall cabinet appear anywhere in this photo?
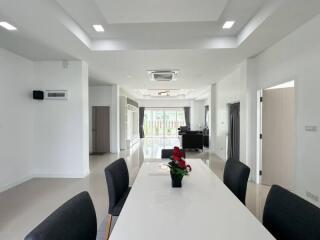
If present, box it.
[120,96,139,150]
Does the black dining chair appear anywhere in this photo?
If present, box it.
[263,185,320,240]
[161,149,186,159]
[24,191,97,240]
[105,158,131,239]
[223,159,250,205]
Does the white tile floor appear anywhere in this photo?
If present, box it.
[0,138,270,239]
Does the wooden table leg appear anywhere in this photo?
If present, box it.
[105,214,112,240]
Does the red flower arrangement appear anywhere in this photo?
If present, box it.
[168,146,192,177]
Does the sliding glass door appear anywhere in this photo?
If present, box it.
[144,108,185,138]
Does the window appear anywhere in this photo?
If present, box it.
[143,108,185,137]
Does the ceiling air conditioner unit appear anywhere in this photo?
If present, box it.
[147,70,179,82]
[45,90,68,100]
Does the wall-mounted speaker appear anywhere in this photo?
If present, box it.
[33,90,44,100]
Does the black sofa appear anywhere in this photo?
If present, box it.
[181,131,203,151]
[203,128,209,148]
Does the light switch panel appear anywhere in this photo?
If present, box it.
[305,126,317,132]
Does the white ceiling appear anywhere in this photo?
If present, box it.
[55,0,266,40]
[1,0,320,99]
[135,89,195,99]
[97,0,228,24]
[88,49,243,89]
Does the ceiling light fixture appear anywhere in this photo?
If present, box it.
[222,21,235,29]
[93,24,104,32]
[0,21,17,31]
[158,90,170,96]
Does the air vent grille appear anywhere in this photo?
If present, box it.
[147,70,179,82]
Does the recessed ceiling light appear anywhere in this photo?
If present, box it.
[0,21,17,31]
[93,24,104,32]
[222,21,235,29]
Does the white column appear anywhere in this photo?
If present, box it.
[190,100,196,130]
[81,62,89,175]
[246,58,258,182]
[110,85,120,153]
[210,84,217,153]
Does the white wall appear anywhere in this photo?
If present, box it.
[33,61,89,178]
[89,86,112,153]
[190,100,205,130]
[120,88,138,100]
[88,85,121,154]
[247,14,320,206]
[0,50,90,192]
[204,97,210,106]
[0,49,34,192]
[89,86,113,105]
[212,62,247,163]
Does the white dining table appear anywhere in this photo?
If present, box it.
[109,159,275,240]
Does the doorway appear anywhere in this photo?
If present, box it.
[228,102,240,161]
[92,106,110,154]
[258,81,295,189]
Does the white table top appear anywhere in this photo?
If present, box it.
[109,159,275,240]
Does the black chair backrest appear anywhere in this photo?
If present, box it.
[25,191,97,240]
[161,149,186,159]
[105,158,129,215]
[223,159,250,204]
[179,126,189,133]
[263,185,320,240]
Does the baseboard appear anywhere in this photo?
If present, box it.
[32,171,89,179]
[0,169,90,193]
[0,175,33,193]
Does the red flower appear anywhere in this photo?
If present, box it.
[172,155,181,162]
[173,146,180,156]
[168,147,192,176]
[172,146,185,159]
[170,146,190,171]
[178,159,186,169]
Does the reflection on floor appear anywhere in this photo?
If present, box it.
[0,138,269,239]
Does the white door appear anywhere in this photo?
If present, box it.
[261,87,295,189]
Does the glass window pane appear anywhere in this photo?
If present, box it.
[177,110,186,127]
[143,108,186,138]
[165,110,177,137]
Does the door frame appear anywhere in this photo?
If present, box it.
[256,90,263,184]
[256,80,296,185]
